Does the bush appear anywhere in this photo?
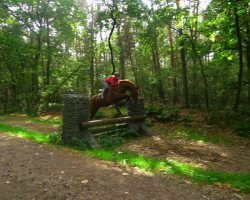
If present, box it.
[97,129,139,149]
[70,136,89,150]
[145,103,180,122]
[233,117,250,137]
[48,132,62,144]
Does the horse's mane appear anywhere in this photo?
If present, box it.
[119,80,138,90]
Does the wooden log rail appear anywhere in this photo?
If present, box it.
[81,115,146,129]
[90,124,128,135]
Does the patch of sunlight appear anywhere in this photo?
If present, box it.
[0,123,51,143]
[86,149,113,161]
[221,152,228,157]
[133,167,154,176]
[7,130,50,143]
[171,161,195,177]
[173,130,188,137]
[152,136,161,141]
[40,115,52,120]
[130,157,150,169]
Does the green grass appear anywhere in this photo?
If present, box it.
[169,126,231,143]
[0,123,59,143]
[28,117,62,126]
[0,122,249,193]
[86,149,250,193]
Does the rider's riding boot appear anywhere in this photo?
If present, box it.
[101,88,108,99]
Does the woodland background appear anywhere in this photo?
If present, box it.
[0,0,249,119]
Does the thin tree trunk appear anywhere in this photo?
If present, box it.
[168,23,178,105]
[124,18,138,85]
[152,34,165,103]
[244,12,250,105]
[29,31,42,116]
[117,20,126,79]
[90,3,95,97]
[108,0,117,74]
[46,18,51,86]
[190,0,199,106]
[233,6,244,112]
[176,0,189,108]
[179,29,189,108]
[188,36,209,109]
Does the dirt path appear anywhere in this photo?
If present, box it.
[0,116,249,199]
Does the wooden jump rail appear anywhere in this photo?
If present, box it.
[81,115,146,129]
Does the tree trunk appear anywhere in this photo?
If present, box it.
[188,35,209,109]
[108,0,117,74]
[179,29,189,108]
[190,0,199,106]
[152,33,165,103]
[233,6,244,112]
[167,23,178,105]
[244,12,250,105]
[176,0,189,108]
[46,18,51,86]
[89,4,96,97]
[29,31,42,116]
[124,18,138,84]
[117,20,126,79]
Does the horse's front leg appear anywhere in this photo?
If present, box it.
[90,106,99,120]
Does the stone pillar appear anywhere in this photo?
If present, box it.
[127,97,150,135]
[127,97,145,116]
[62,94,89,145]
[62,94,99,148]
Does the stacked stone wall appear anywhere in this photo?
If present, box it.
[62,94,89,145]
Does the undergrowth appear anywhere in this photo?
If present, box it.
[168,126,232,143]
[145,103,250,137]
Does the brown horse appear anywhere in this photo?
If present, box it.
[90,80,139,120]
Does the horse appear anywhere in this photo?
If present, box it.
[90,80,139,120]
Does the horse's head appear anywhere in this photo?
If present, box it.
[118,80,139,102]
[130,85,139,102]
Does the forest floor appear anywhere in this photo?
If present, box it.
[0,113,249,200]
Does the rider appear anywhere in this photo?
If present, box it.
[101,72,120,99]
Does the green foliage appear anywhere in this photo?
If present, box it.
[70,136,89,150]
[206,110,237,127]
[233,117,250,137]
[28,116,62,126]
[39,103,63,116]
[93,110,107,119]
[206,109,250,137]
[145,103,180,122]
[96,129,138,149]
[169,126,232,144]
[48,132,62,144]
